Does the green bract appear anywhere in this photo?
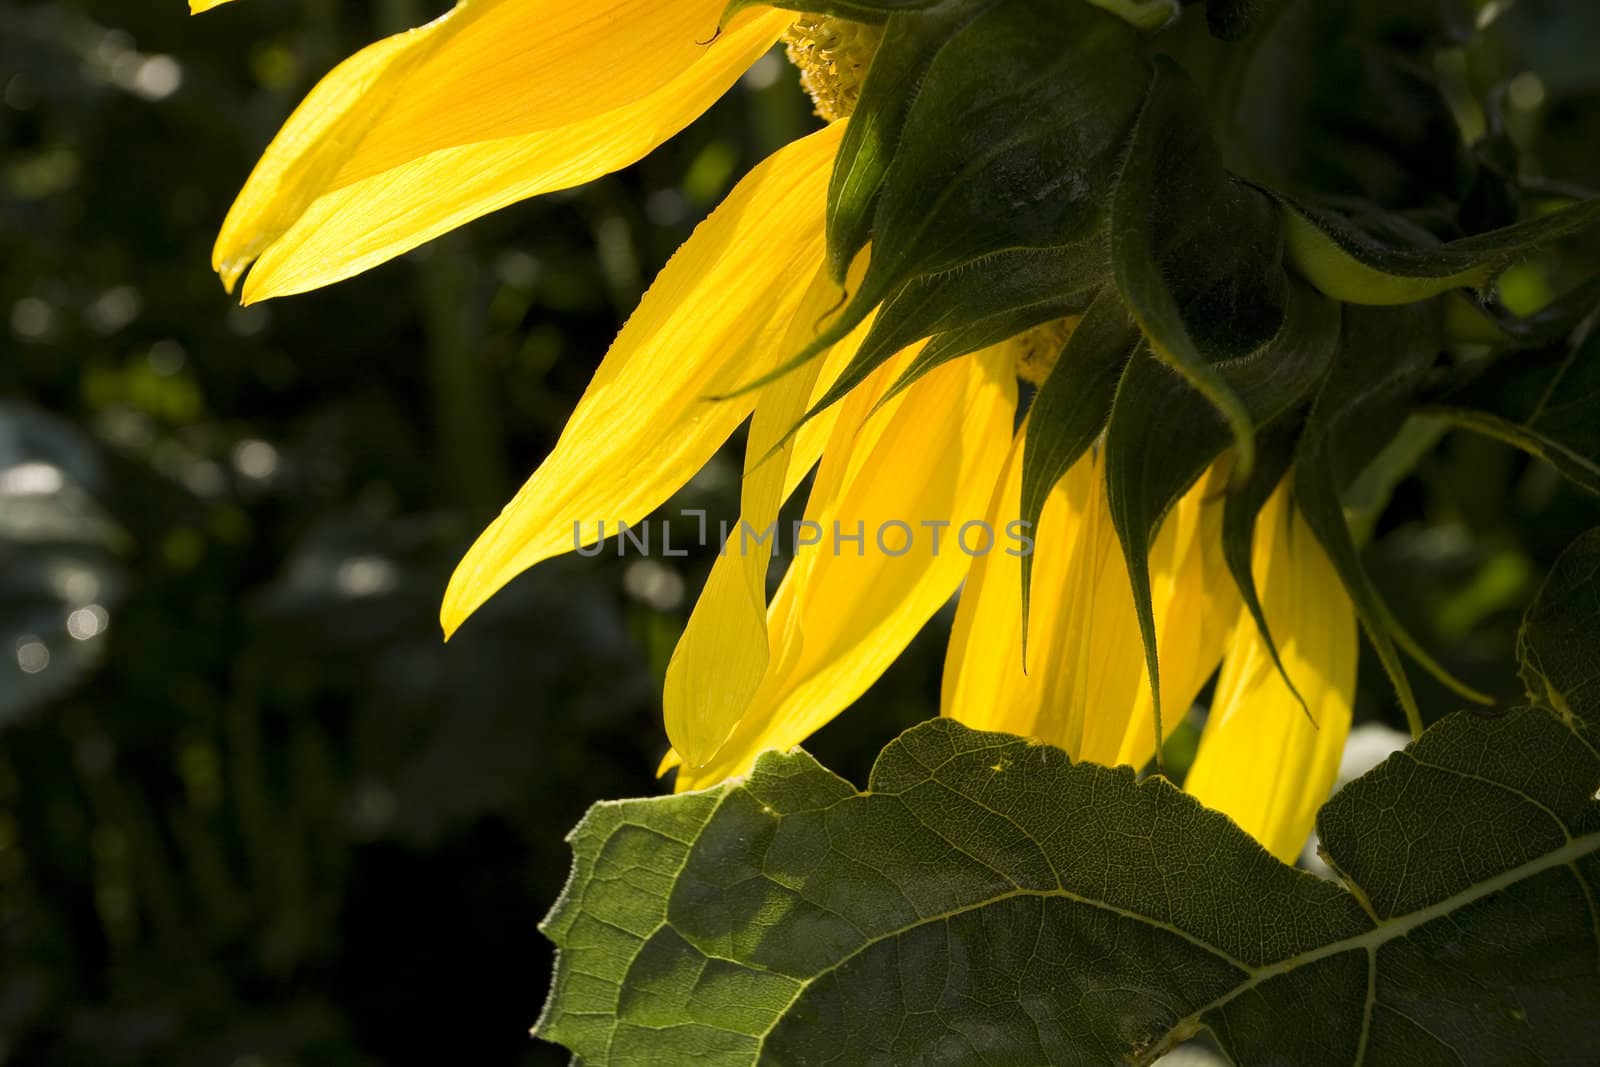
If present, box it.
[537,531,1600,1064]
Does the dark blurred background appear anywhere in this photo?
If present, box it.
[1,1,1597,1065]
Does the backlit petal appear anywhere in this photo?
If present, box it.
[218,0,790,296]
[941,428,1088,744]
[440,123,844,637]
[944,450,1235,768]
[1184,482,1358,863]
[673,344,1017,790]
[661,260,868,764]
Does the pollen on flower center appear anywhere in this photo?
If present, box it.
[784,15,883,122]
[1014,316,1081,386]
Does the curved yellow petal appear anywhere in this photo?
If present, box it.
[943,449,1235,768]
[218,0,790,296]
[333,1,762,185]
[440,122,844,637]
[190,0,235,11]
[661,257,869,764]
[673,344,1018,790]
[940,428,1088,744]
[1184,482,1358,863]
[217,27,428,291]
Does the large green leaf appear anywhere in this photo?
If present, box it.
[1518,528,1600,742]
[537,531,1600,1064]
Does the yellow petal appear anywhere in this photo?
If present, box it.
[190,0,235,11]
[440,122,845,637]
[218,0,790,297]
[943,448,1235,768]
[332,1,764,184]
[1184,482,1358,863]
[661,257,869,764]
[940,426,1089,743]
[217,28,427,291]
[673,344,1018,790]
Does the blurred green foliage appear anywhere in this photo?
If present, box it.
[0,2,822,1062]
[0,0,1595,1064]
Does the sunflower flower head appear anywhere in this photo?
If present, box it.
[195,0,1596,870]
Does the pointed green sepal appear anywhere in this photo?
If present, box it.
[1105,280,1339,770]
[1218,418,1309,717]
[1017,289,1140,661]
[1110,56,1290,488]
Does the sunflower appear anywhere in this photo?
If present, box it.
[198,0,1359,863]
